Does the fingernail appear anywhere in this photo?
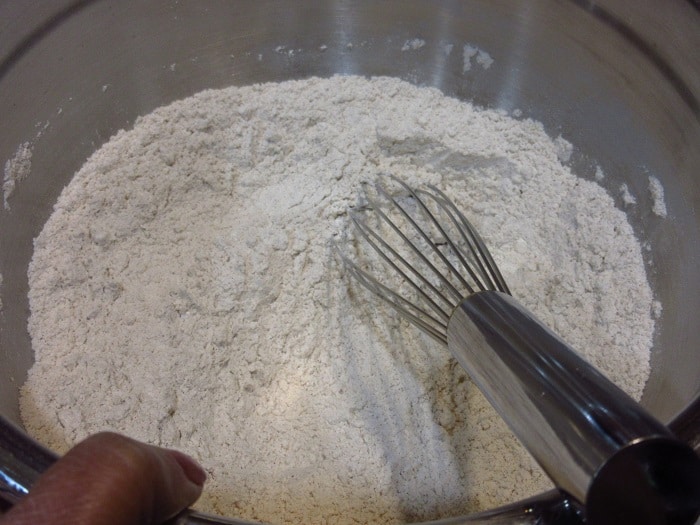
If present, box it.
[169,450,207,486]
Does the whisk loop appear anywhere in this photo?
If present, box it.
[339,177,509,345]
[338,177,700,525]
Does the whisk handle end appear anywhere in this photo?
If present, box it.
[447,291,700,525]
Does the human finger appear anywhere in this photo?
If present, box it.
[1,432,206,525]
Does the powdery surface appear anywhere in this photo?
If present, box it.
[3,141,33,210]
[649,175,668,218]
[22,76,654,524]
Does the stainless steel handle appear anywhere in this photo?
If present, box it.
[0,413,585,524]
[164,509,264,525]
[0,415,55,505]
[0,415,254,524]
[447,290,700,525]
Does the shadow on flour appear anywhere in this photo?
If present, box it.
[376,133,517,178]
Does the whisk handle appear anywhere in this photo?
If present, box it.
[447,291,700,525]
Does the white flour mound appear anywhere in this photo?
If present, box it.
[21,76,654,524]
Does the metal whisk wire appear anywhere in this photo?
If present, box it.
[339,178,510,345]
[339,178,700,523]
[417,185,511,296]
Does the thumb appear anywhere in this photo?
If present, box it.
[2,432,206,525]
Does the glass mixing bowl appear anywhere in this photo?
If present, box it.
[1,1,699,523]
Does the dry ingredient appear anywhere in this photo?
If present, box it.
[462,44,493,72]
[649,175,668,218]
[21,76,654,524]
[3,141,33,210]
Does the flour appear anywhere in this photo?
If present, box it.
[462,44,492,72]
[620,183,637,206]
[595,165,605,182]
[3,141,33,210]
[401,38,426,51]
[649,175,668,218]
[21,76,654,524]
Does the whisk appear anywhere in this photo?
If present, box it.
[339,177,700,525]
